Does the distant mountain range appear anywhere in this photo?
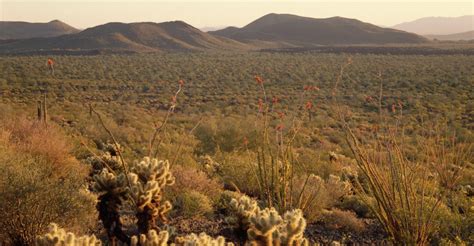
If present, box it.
[0,20,79,39]
[392,15,473,35]
[0,14,431,54]
[210,13,427,46]
[0,21,251,54]
[425,30,474,41]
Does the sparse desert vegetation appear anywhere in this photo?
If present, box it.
[0,50,472,245]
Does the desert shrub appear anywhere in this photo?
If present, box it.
[215,190,243,214]
[344,124,473,244]
[167,165,223,202]
[216,151,260,196]
[172,190,214,218]
[320,209,366,233]
[3,118,82,177]
[0,120,96,245]
[338,195,374,218]
[291,174,351,223]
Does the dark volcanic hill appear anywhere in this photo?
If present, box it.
[0,20,79,39]
[210,13,428,46]
[0,21,251,54]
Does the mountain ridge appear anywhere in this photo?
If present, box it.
[210,13,427,46]
[0,14,431,54]
[0,21,253,54]
[392,15,474,35]
[0,20,79,39]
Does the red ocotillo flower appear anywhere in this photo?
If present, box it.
[275,124,284,131]
[178,79,185,86]
[305,101,313,110]
[255,75,264,85]
[243,137,249,146]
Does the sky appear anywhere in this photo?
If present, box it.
[1,0,472,29]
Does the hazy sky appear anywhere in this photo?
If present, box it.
[1,0,472,29]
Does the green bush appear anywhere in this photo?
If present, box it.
[173,190,214,218]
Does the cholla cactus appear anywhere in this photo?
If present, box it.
[86,142,123,173]
[92,169,127,194]
[199,155,221,177]
[127,157,175,233]
[36,223,101,246]
[229,195,309,246]
[227,195,260,232]
[247,208,282,243]
[175,233,234,246]
[130,230,169,246]
[92,169,130,245]
[274,210,308,246]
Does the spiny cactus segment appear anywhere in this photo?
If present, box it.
[127,157,175,233]
[175,232,234,246]
[36,223,101,246]
[130,230,169,246]
[229,195,309,246]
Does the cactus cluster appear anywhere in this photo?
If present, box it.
[175,233,234,246]
[227,195,260,230]
[130,230,169,246]
[228,195,309,246]
[127,157,175,233]
[92,169,127,194]
[199,155,222,177]
[90,157,176,243]
[36,224,101,246]
[92,168,130,245]
[86,142,123,173]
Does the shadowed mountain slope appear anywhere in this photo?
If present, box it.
[210,13,427,46]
